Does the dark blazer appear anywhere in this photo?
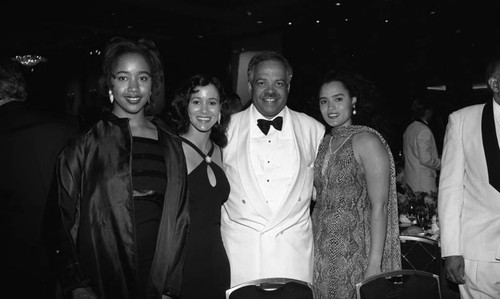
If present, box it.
[0,101,77,299]
[45,113,189,298]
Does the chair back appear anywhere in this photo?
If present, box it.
[226,277,313,299]
[355,269,441,299]
[400,235,441,275]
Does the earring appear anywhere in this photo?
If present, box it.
[352,104,357,115]
[218,114,221,125]
[108,90,114,103]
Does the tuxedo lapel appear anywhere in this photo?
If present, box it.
[481,101,500,193]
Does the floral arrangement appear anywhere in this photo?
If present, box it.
[396,182,438,220]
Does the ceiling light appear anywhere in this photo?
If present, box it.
[12,55,47,67]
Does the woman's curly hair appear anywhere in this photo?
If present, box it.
[170,74,231,148]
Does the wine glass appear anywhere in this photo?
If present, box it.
[417,211,429,229]
[407,203,416,224]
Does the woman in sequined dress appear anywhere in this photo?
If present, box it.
[311,69,401,299]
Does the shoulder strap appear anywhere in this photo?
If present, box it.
[180,137,214,161]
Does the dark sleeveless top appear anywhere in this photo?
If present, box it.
[132,136,167,298]
[179,137,230,299]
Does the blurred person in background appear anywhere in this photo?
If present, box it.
[0,56,76,298]
[403,96,440,194]
[226,92,243,114]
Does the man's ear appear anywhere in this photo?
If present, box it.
[488,77,499,92]
[248,81,252,94]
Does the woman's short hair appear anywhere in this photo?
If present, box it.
[98,36,164,97]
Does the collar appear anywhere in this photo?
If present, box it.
[493,97,500,115]
[415,118,428,126]
[250,105,288,137]
[249,104,286,121]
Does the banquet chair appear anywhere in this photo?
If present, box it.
[355,269,441,299]
[399,235,441,275]
[226,277,314,299]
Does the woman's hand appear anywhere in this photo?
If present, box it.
[363,264,382,280]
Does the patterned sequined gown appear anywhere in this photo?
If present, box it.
[312,125,401,299]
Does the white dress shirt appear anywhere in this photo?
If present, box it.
[494,98,500,142]
[249,106,297,214]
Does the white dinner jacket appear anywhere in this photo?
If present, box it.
[221,105,325,287]
[403,120,440,193]
[438,102,500,263]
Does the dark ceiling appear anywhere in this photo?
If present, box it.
[5,0,498,56]
[3,0,498,153]
[3,0,499,103]
[5,0,314,53]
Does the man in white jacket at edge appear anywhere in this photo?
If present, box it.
[438,53,500,299]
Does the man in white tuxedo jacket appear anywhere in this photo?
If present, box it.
[403,97,440,193]
[221,51,325,287]
[438,56,500,299]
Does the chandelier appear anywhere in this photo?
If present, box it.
[12,55,47,68]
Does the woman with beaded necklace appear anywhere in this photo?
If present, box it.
[311,69,401,299]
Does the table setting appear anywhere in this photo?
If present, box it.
[397,183,440,241]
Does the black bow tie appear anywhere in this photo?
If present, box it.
[257,116,283,135]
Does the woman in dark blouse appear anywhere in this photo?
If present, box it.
[46,37,189,299]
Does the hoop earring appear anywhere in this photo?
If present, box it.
[108,90,114,103]
[218,113,221,124]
